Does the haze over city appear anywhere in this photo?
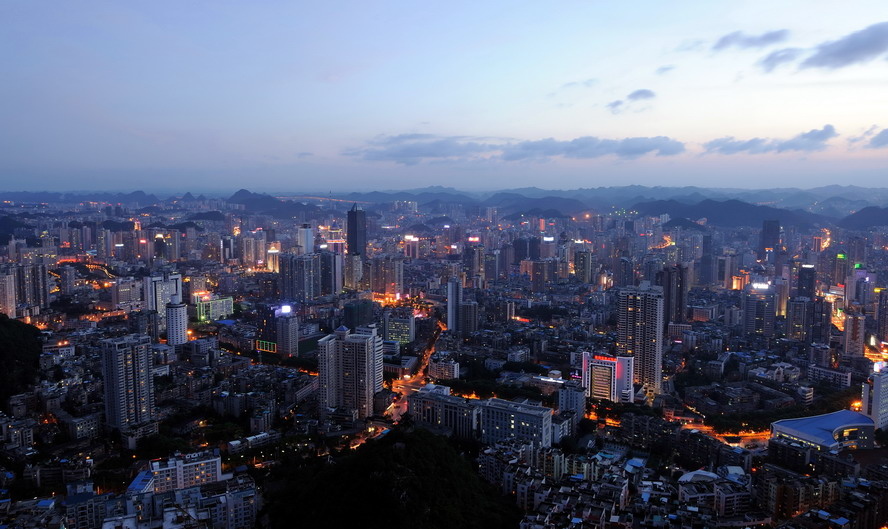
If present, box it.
[3,1,888,191]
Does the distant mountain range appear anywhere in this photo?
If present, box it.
[5,185,888,229]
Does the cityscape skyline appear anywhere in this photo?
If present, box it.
[3,2,888,191]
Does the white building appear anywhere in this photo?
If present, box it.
[589,354,634,403]
[408,384,478,439]
[165,302,188,346]
[863,368,888,430]
[479,398,552,447]
[148,451,224,493]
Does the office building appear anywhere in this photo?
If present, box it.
[346,203,367,257]
[741,283,776,337]
[382,309,415,344]
[101,335,155,431]
[408,384,478,440]
[573,250,593,284]
[458,301,479,337]
[655,263,688,327]
[759,219,781,260]
[295,223,314,255]
[446,276,463,333]
[317,325,383,420]
[798,264,816,298]
[617,281,664,395]
[478,398,553,447]
[589,354,635,403]
[194,295,235,322]
[343,299,375,330]
[878,289,888,342]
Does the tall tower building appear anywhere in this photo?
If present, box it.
[458,301,479,337]
[346,204,367,258]
[617,282,664,396]
[574,250,593,284]
[143,273,183,330]
[102,335,155,430]
[446,277,463,333]
[759,219,781,260]
[295,224,314,255]
[797,264,817,299]
[0,271,16,317]
[280,252,321,301]
[275,306,300,358]
[317,325,383,420]
[844,311,866,359]
[165,302,188,346]
[878,289,888,343]
[863,369,888,430]
[741,283,776,337]
[655,264,688,328]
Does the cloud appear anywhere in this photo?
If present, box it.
[655,65,675,75]
[704,125,837,155]
[627,89,656,101]
[561,78,598,89]
[758,48,803,72]
[868,129,888,149]
[502,136,685,161]
[606,100,624,114]
[713,29,789,50]
[346,133,685,165]
[296,152,313,158]
[801,21,888,69]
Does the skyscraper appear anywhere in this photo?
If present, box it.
[617,281,664,396]
[878,289,888,343]
[863,368,888,431]
[102,334,155,430]
[0,271,15,317]
[655,264,688,328]
[741,283,776,337]
[446,277,463,333]
[844,311,866,359]
[797,264,817,298]
[759,219,781,260]
[165,302,188,346]
[143,272,183,330]
[346,203,367,257]
[317,325,383,420]
[275,306,300,358]
[279,252,321,301]
[573,250,593,284]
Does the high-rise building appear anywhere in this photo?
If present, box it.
[459,301,478,337]
[319,251,343,295]
[617,282,664,396]
[165,302,188,346]
[759,219,781,260]
[275,306,300,358]
[343,299,375,330]
[478,398,552,447]
[797,264,817,299]
[0,272,16,317]
[878,289,888,343]
[279,252,321,301]
[741,283,776,337]
[371,255,404,297]
[656,264,688,328]
[574,250,593,284]
[844,311,866,359]
[446,277,463,333]
[589,354,635,403]
[102,335,155,430]
[143,273,183,330]
[317,325,383,420]
[863,369,888,431]
[346,204,367,258]
[295,223,314,255]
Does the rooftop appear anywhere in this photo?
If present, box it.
[772,410,873,448]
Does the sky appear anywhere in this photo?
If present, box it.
[2,1,888,192]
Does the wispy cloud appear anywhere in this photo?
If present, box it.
[713,30,789,50]
[345,133,685,165]
[655,65,675,75]
[758,48,803,72]
[704,125,837,154]
[801,21,888,69]
[868,128,888,149]
[560,78,598,89]
[606,100,624,114]
[627,89,656,101]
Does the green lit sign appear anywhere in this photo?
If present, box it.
[837,253,846,259]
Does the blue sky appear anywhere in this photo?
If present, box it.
[2,1,888,192]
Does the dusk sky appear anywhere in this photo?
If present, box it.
[2,1,888,192]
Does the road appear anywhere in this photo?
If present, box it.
[390,320,444,422]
